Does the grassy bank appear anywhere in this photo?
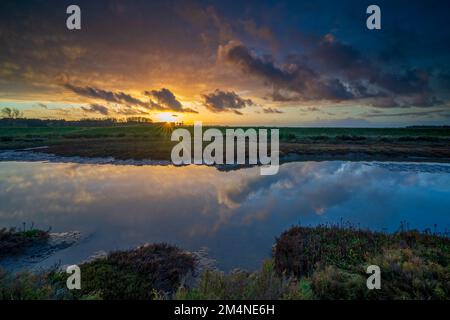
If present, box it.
[176,225,449,300]
[1,124,450,162]
[0,225,448,300]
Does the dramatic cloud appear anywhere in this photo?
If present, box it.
[263,107,283,114]
[219,37,445,108]
[65,84,147,108]
[1,0,449,124]
[219,40,355,102]
[144,88,197,113]
[67,85,197,114]
[116,105,149,116]
[80,104,110,116]
[202,89,254,114]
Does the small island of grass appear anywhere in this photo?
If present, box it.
[0,227,50,259]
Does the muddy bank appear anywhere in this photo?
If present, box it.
[0,150,172,166]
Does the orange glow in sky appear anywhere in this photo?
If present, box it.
[156,112,180,123]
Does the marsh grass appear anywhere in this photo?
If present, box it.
[274,224,449,276]
[0,225,448,300]
[0,227,49,258]
[274,224,449,299]
[174,260,314,300]
[1,125,449,161]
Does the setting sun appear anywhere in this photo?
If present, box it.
[156,112,179,123]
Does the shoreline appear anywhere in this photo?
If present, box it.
[1,126,449,165]
[1,149,450,167]
[0,230,83,274]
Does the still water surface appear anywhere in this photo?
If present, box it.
[0,161,449,270]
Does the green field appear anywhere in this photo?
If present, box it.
[1,124,449,162]
[1,125,450,138]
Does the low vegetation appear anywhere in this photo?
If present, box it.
[0,227,49,258]
[0,225,448,300]
[0,268,67,300]
[75,243,197,300]
[174,260,314,300]
[1,121,450,162]
[273,225,449,299]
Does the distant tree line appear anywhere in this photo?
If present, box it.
[406,125,450,129]
[0,108,154,127]
[0,118,154,127]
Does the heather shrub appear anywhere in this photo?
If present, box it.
[273,225,388,276]
[78,243,197,300]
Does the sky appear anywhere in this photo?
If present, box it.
[0,0,449,127]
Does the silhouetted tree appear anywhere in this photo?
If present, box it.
[1,107,23,119]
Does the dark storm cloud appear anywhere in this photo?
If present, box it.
[81,104,110,116]
[313,34,364,72]
[145,88,183,111]
[219,41,355,102]
[219,35,446,108]
[144,88,198,113]
[202,89,254,114]
[374,69,429,95]
[65,84,147,107]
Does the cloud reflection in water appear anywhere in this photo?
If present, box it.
[0,161,449,270]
